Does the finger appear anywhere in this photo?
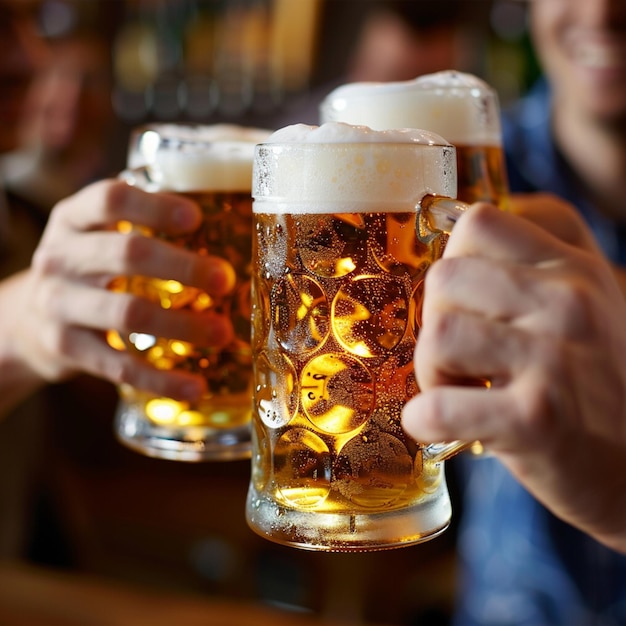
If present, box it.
[34,231,236,296]
[422,255,543,322]
[52,180,202,235]
[423,254,609,341]
[445,202,576,264]
[59,327,207,401]
[416,308,529,389]
[509,193,600,252]
[401,385,522,450]
[37,283,235,348]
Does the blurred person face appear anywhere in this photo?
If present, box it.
[0,0,48,152]
[19,36,114,155]
[347,9,459,83]
[529,0,626,124]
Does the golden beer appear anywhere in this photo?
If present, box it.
[455,143,508,207]
[113,125,270,461]
[246,123,464,551]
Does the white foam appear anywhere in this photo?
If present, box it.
[320,70,502,146]
[253,122,457,214]
[265,121,448,146]
[137,124,272,192]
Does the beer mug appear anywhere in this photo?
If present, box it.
[125,122,178,169]
[320,70,509,209]
[112,124,270,461]
[245,122,470,551]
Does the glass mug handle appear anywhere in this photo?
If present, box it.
[416,195,475,463]
[118,166,159,191]
[417,195,469,245]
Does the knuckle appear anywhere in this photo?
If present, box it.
[428,308,462,346]
[467,201,499,226]
[34,279,63,316]
[103,180,135,222]
[457,202,498,237]
[423,259,470,310]
[425,259,457,291]
[516,347,565,440]
[415,311,462,386]
[549,279,594,335]
[418,391,450,435]
[518,385,556,442]
[531,338,567,380]
[42,324,74,359]
[31,246,60,276]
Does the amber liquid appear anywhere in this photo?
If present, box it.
[109,190,253,430]
[455,144,509,209]
[249,210,448,545]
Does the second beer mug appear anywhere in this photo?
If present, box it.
[112,124,270,461]
[320,70,509,210]
[246,122,469,551]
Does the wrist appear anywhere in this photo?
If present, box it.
[0,270,46,417]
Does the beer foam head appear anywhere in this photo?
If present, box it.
[320,70,502,146]
[252,122,457,213]
[133,124,272,192]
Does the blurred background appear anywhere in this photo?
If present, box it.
[0,1,538,624]
[106,0,536,126]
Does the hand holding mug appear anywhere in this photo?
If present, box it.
[402,197,626,554]
[5,179,233,411]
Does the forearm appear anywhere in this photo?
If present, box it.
[0,270,46,419]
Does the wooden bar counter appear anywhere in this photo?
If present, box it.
[0,560,342,626]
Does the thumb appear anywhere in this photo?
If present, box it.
[509,193,600,253]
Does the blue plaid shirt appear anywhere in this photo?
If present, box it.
[453,80,626,626]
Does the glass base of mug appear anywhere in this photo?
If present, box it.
[245,479,451,552]
[114,398,252,462]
